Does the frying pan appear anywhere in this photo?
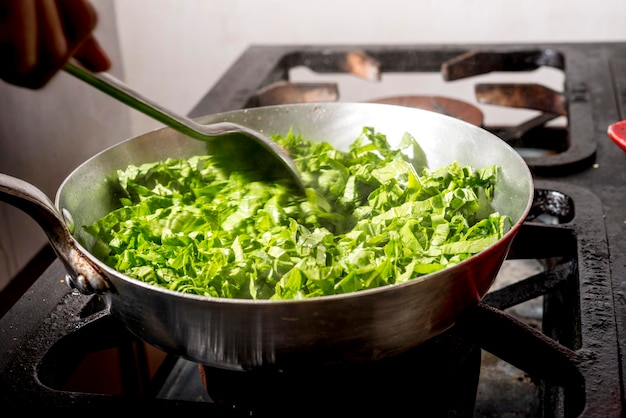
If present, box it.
[0,102,533,371]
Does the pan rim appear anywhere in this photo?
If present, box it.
[57,102,534,305]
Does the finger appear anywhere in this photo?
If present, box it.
[74,35,111,71]
[20,0,70,86]
[57,0,110,71]
[56,0,97,47]
[0,0,108,88]
[4,0,69,88]
[0,0,38,73]
[37,0,69,62]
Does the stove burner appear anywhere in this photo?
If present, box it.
[200,332,480,416]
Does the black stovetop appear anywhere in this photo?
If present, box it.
[1,42,626,416]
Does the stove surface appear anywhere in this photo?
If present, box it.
[1,42,626,416]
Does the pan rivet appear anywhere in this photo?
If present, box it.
[65,274,76,289]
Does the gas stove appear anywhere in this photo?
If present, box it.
[1,42,625,416]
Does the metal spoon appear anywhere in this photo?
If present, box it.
[63,61,306,195]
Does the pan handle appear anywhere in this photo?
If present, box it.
[0,173,110,294]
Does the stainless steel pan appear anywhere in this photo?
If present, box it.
[0,102,534,371]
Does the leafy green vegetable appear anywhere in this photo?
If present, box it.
[85,127,511,300]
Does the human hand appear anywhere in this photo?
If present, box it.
[0,0,111,89]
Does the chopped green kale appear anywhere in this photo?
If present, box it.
[85,127,510,300]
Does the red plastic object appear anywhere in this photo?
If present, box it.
[608,120,626,152]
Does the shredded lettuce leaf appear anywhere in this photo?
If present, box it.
[85,127,511,300]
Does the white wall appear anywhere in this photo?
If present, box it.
[112,0,626,135]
